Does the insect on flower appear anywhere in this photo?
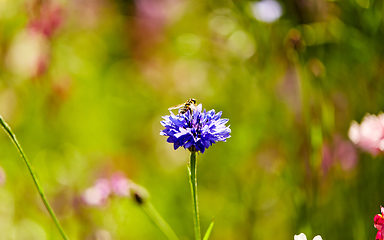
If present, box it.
[161,102,231,153]
[168,98,197,115]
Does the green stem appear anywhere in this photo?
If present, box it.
[140,202,179,240]
[0,115,69,240]
[189,152,201,240]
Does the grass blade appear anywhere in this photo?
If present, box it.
[0,115,69,240]
[202,220,215,240]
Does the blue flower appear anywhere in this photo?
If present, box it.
[160,104,231,153]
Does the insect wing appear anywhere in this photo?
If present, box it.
[168,103,184,110]
[189,103,197,111]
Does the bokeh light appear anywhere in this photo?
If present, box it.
[0,0,383,239]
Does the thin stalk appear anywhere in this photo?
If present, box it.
[140,202,179,240]
[189,152,201,240]
[0,115,69,240]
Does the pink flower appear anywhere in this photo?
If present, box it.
[321,142,333,174]
[0,166,6,186]
[110,172,148,203]
[27,1,63,38]
[321,135,358,175]
[334,136,358,171]
[82,172,142,207]
[110,172,130,197]
[82,178,111,206]
[348,113,384,156]
[374,206,384,240]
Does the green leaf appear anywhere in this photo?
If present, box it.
[202,220,215,240]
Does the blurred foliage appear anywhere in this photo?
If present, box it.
[0,0,383,239]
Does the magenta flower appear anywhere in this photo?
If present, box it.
[375,206,384,240]
[348,113,384,156]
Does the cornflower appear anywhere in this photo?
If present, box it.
[160,103,231,153]
[160,100,230,240]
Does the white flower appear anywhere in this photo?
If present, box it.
[251,0,283,23]
[294,233,323,240]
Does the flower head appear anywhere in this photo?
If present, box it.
[82,178,111,207]
[374,206,384,239]
[160,103,231,153]
[82,172,147,207]
[251,0,283,23]
[348,113,384,156]
[294,233,322,240]
[110,172,130,197]
[27,1,63,38]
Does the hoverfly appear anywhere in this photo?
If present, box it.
[168,98,197,115]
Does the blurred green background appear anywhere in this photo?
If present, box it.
[0,0,383,239]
